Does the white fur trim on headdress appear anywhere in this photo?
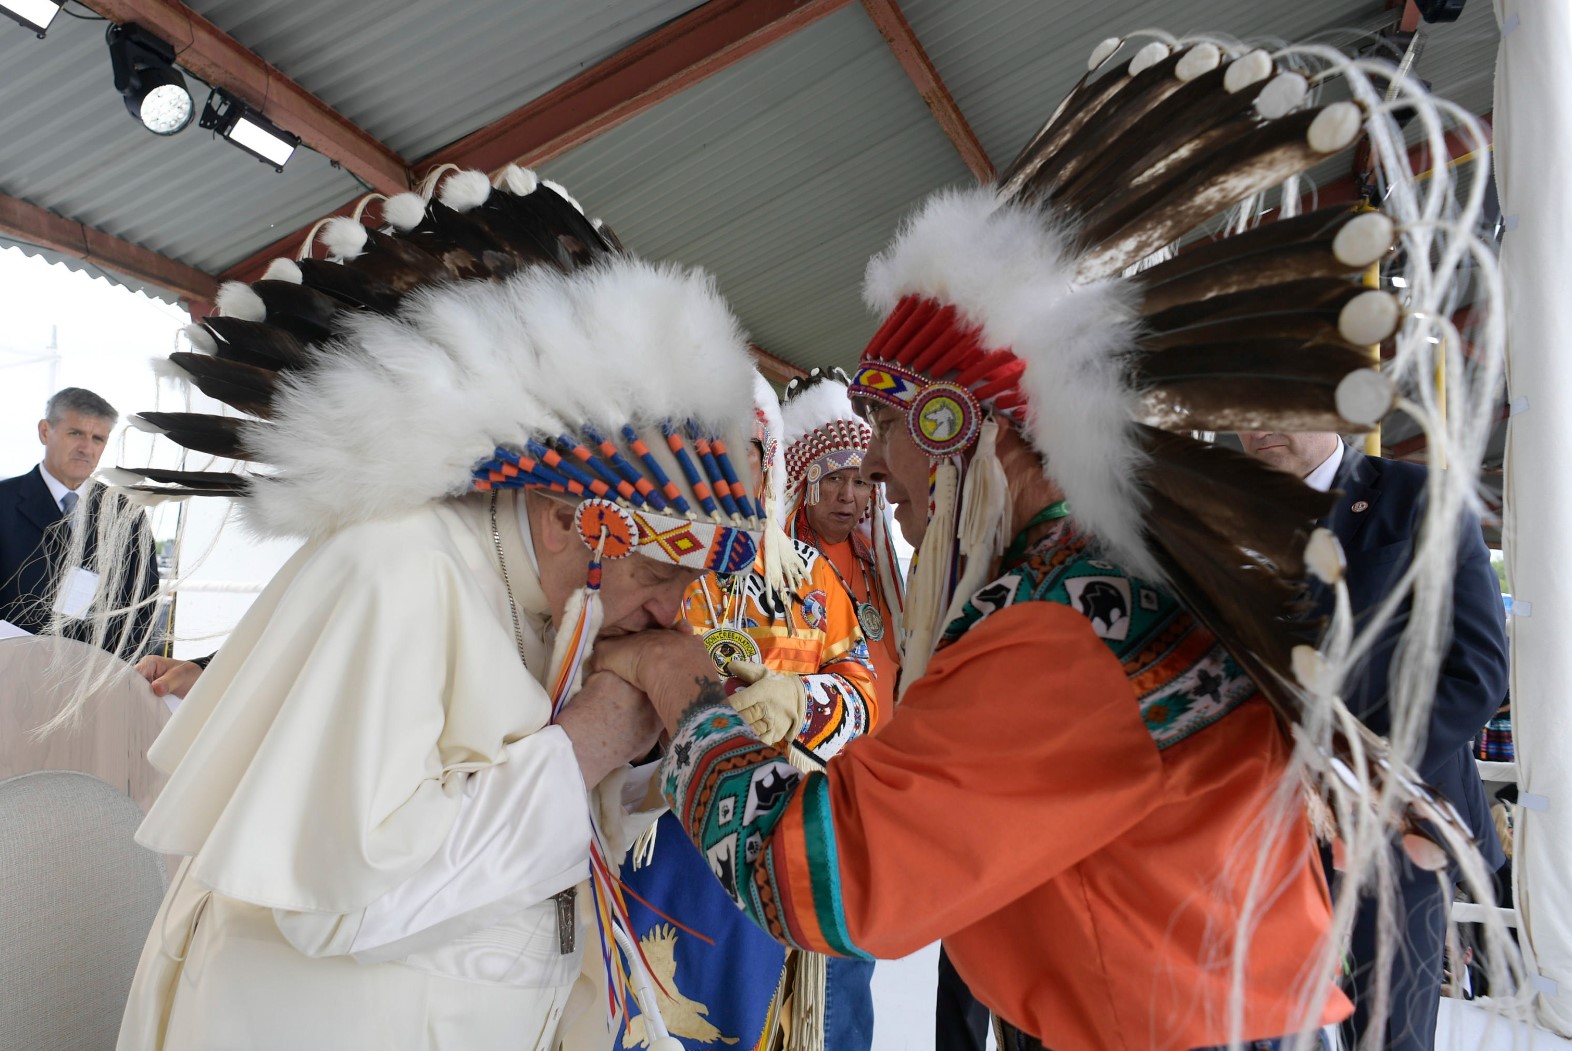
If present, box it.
[181,323,217,354]
[216,280,266,322]
[862,187,1155,578]
[244,258,759,539]
[781,374,863,458]
[381,192,427,232]
[751,371,807,594]
[150,356,194,386]
[494,164,539,197]
[320,216,370,261]
[543,179,584,214]
[262,257,304,284]
[439,169,492,213]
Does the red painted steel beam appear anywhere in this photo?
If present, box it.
[83,0,410,194]
[858,0,993,183]
[1385,401,1509,459]
[220,197,369,286]
[750,343,809,385]
[421,0,855,175]
[0,192,218,306]
[1308,112,1494,211]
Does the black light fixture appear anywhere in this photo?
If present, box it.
[109,24,195,136]
[199,90,299,170]
[1,0,63,37]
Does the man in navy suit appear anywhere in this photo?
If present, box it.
[1242,430,1508,1051]
[0,387,161,658]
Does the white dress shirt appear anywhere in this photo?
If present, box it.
[37,462,89,513]
[1303,442,1345,494]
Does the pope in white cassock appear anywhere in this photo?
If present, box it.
[87,167,772,1051]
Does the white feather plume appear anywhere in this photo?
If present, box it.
[780,373,864,458]
[181,323,217,354]
[263,257,304,284]
[439,169,492,213]
[150,356,194,386]
[542,179,584,214]
[751,371,806,593]
[320,217,370,261]
[381,192,427,232]
[215,281,266,322]
[863,187,1153,578]
[243,258,758,539]
[494,165,540,196]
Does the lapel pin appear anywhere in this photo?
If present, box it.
[1351,500,1370,513]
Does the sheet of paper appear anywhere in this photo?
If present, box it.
[0,619,33,640]
[52,566,101,619]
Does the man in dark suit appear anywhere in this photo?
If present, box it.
[1242,430,1509,1051]
[0,387,162,658]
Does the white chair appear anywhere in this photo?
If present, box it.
[0,635,170,814]
[0,770,168,1051]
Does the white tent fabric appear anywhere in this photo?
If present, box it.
[1495,0,1572,1035]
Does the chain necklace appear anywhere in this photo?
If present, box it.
[697,571,759,674]
[798,514,885,642]
[490,491,529,668]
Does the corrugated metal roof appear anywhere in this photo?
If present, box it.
[903,0,1380,172]
[0,235,182,305]
[182,0,706,159]
[0,0,704,278]
[0,13,358,273]
[538,3,971,373]
[0,0,1499,369]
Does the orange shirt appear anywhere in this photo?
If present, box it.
[681,538,879,752]
[663,600,1350,1051]
[818,537,900,715]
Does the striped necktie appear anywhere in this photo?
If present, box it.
[59,490,79,517]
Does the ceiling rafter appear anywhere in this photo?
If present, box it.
[81,0,410,194]
[0,192,217,305]
[221,0,856,292]
[750,343,809,385]
[422,0,855,175]
[858,0,993,183]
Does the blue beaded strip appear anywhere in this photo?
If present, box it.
[685,422,740,518]
[660,422,716,517]
[624,425,690,515]
[583,425,669,513]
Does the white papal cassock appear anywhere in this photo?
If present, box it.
[117,489,659,1050]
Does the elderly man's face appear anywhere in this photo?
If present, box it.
[38,410,111,490]
[532,496,708,635]
[804,467,872,545]
[861,405,930,546]
[1238,431,1343,479]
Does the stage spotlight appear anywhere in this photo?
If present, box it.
[2,0,63,37]
[200,90,298,170]
[108,24,194,135]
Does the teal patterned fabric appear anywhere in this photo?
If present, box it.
[940,526,1256,750]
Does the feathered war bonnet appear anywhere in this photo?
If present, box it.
[850,35,1505,872]
[750,370,808,596]
[116,166,766,706]
[780,368,905,627]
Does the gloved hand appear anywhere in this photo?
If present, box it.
[725,660,807,746]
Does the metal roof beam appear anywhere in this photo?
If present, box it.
[0,192,218,305]
[421,0,855,175]
[858,0,993,183]
[82,0,410,194]
[750,343,809,385]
